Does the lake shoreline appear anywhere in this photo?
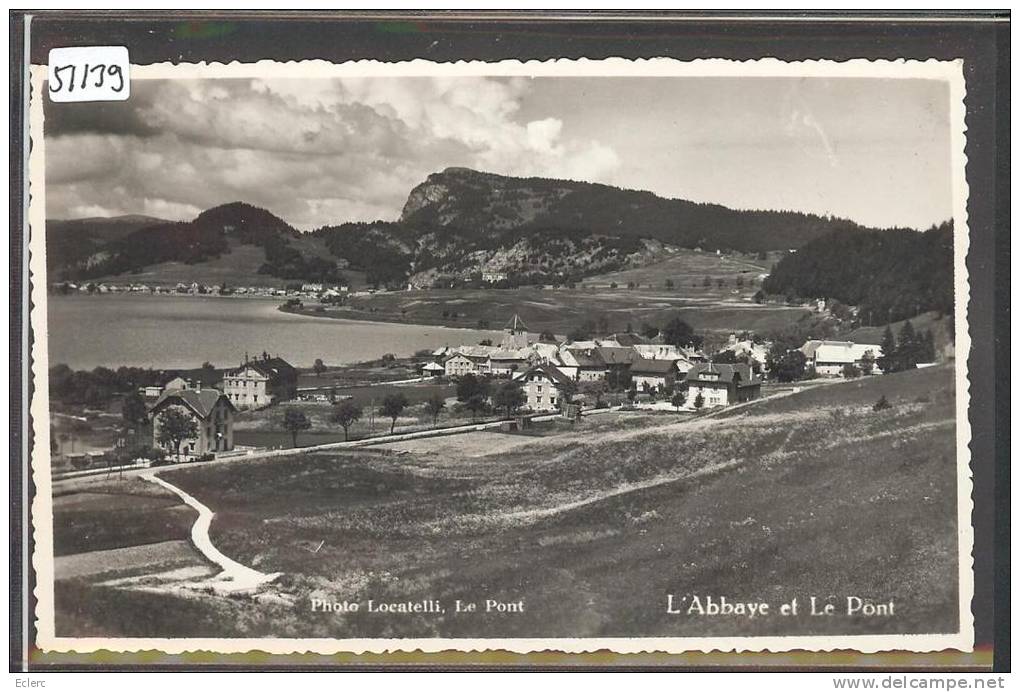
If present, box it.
[278,303,511,334]
[47,294,502,370]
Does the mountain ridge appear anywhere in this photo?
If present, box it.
[397,167,893,250]
[47,167,923,289]
[49,202,341,284]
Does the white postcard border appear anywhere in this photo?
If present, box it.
[28,56,974,657]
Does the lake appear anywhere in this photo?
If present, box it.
[46,294,502,370]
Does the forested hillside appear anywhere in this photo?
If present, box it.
[400,167,875,253]
[762,221,954,322]
[58,203,343,284]
[46,215,167,279]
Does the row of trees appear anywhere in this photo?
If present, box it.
[566,312,704,351]
[455,374,527,419]
[50,363,220,409]
[49,364,162,408]
[608,275,753,291]
[278,379,532,448]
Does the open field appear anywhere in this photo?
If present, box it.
[52,477,197,557]
[296,358,422,388]
[234,382,462,447]
[285,248,801,337]
[291,285,811,338]
[52,364,959,638]
[580,248,772,289]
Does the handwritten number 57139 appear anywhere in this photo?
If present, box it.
[49,64,125,94]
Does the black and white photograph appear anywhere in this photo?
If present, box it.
[28,57,973,655]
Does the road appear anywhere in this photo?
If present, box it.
[143,472,280,593]
[52,382,829,485]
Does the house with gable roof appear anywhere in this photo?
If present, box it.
[487,348,530,378]
[556,347,608,382]
[685,362,761,408]
[517,363,574,412]
[632,343,696,375]
[444,351,490,378]
[631,357,680,392]
[149,387,236,456]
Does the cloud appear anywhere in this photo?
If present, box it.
[44,77,621,228]
[526,118,563,153]
[43,81,161,138]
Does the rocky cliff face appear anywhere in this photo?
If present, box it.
[400,176,451,222]
[397,166,872,253]
[399,167,570,231]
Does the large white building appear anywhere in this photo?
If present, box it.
[220,355,298,409]
[443,352,489,378]
[800,340,883,377]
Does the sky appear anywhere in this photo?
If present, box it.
[44,75,953,231]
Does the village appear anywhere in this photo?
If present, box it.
[51,279,350,300]
[48,307,924,475]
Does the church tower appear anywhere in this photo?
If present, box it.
[501,314,530,350]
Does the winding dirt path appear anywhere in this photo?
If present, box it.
[143,472,280,593]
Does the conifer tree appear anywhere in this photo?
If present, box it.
[879,325,897,373]
[898,320,919,370]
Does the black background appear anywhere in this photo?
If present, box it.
[9,10,1010,672]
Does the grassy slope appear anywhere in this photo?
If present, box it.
[126,364,960,639]
[581,248,771,289]
[52,477,196,557]
[848,311,954,354]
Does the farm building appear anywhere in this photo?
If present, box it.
[444,352,489,378]
[487,349,530,378]
[800,340,883,377]
[420,362,446,377]
[556,348,608,382]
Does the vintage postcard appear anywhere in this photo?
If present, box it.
[29,57,973,656]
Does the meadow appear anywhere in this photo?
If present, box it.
[579,247,772,289]
[52,476,196,557]
[109,364,958,640]
[288,249,809,338]
[233,381,471,448]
